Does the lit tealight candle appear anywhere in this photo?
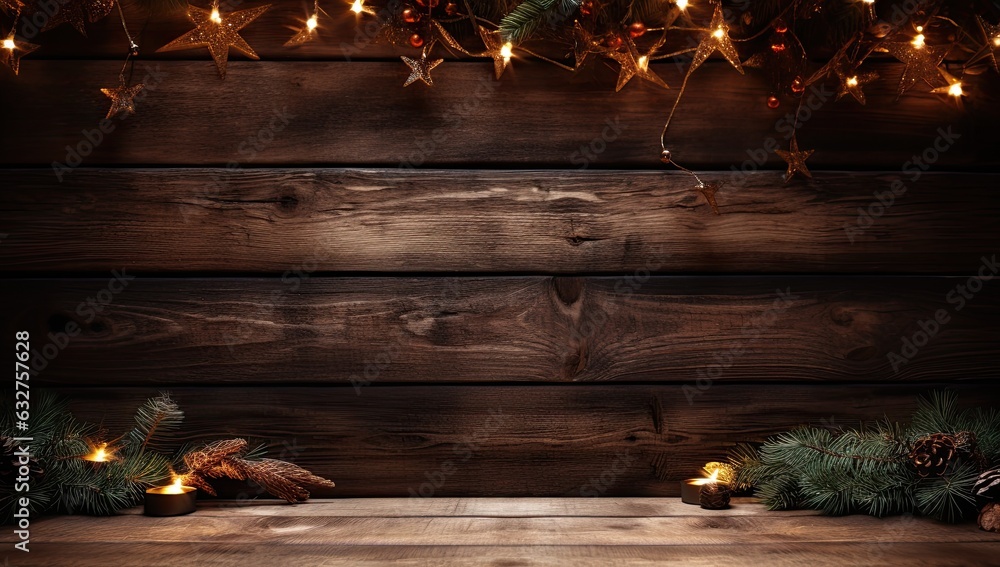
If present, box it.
[680,468,721,504]
[145,476,197,517]
[81,443,116,466]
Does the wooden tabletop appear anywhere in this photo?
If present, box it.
[3,498,998,565]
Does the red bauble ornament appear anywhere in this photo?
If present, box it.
[579,0,593,16]
[629,22,646,38]
[604,35,623,49]
[445,2,458,15]
[774,19,788,34]
[767,95,780,109]
[401,8,419,23]
[771,41,786,53]
[791,76,805,94]
[409,33,425,48]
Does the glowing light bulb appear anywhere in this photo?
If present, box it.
[500,42,513,63]
[2,38,14,50]
[846,76,859,87]
[351,0,363,13]
[210,7,222,23]
[948,82,964,97]
[637,55,649,71]
[912,33,925,49]
[675,0,688,9]
[993,35,1000,47]
[307,14,318,29]
[713,27,724,39]
[863,0,874,3]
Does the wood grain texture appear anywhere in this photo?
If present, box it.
[52,384,1000,497]
[4,277,998,385]
[12,542,1000,567]
[2,60,996,168]
[2,169,998,274]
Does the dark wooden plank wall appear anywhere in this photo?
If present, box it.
[2,0,999,497]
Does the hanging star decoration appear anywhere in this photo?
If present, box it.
[477,26,513,80]
[609,37,668,92]
[284,11,320,47]
[572,22,600,70]
[834,64,879,105]
[401,52,443,86]
[975,16,1000,73]
[157,3,271,78]
[1,33,39,75]
[689,2,743,75]
[38,0,114,36]
[775,135,814,183]
[695,181,722,215]
[884,35,948,98]
[100,77,144,119]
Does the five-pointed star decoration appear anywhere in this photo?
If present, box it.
[40,0,114,36]
[157,4,271,79]
[975,16,1000,73]
[834,64,879,105]
[694,181,723,215]
[478,26,512,80]
[608,36,668,92]
[775,136,815,183]
[101,77,145,119]
[689,2,744,75]
[0,34,39,76]
[884,40,948,99]
[401,53,443,87]
[572,22,598,70]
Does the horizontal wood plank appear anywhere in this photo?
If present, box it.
[3,277,998,384]
[1,169,998,274]
[49,384,1000,497]
[12,541,1000,567]
[2,61,995,168]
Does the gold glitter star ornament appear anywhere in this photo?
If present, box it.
[0,34,39,75]
[689,3,743,75]
[401,53,443,86]
[884,40,947,98]
[775,136,814,183]
[101,78,145,119]
[478,27,512,80]
[157,4,271,78]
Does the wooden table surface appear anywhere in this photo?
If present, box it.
[4,498,998,566]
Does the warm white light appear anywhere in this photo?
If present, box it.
[948,82,964,97]
[713,27,724,39]
[637,55,649,71]
[350,0,364,13]
[675,0,688,9]
[210,7,222,23]
[846,76,859,87]
[83,443,115,462]
[500,42,513,63]
[2,38,15,50]
[993,35,1000,47]
[911,33,925,49]
[307,14,319,29]
[163,476,186,494]
[692,469,721,485]
[862,0,874,4]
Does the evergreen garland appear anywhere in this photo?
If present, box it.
[729,391,1000,523]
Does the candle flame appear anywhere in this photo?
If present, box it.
[84,442,114,462]
[692,469,720,485]
[163,476,186,494]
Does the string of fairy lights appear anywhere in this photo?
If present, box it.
[2,0,998,212]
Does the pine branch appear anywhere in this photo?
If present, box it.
[500,0,559,44]
[127,392,184,453]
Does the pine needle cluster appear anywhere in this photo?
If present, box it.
[729,391,1000,523]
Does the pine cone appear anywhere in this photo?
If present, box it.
[909,433,961,477]
[975,468,1000,504]
[699,483,731,510]
[979,503,1000,533]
